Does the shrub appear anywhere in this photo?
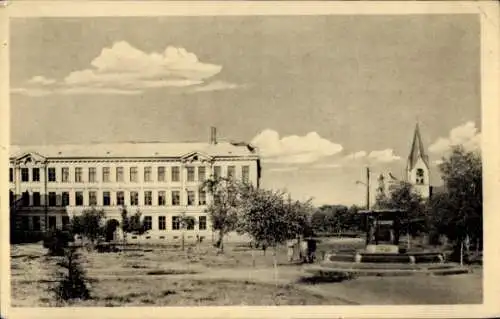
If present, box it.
[53,246,91,302]
[43,230,73,256]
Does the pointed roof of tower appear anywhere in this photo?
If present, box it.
[407,123,430,170]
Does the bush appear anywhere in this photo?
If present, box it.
[53,246,91,302]
[43,230,73,256]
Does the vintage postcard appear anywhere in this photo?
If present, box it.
[1,1,499,318]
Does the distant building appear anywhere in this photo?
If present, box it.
[378,123,441,200]
[9,128,261,242]
[405,123,431,199]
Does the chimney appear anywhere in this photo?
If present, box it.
[210,127,217,145]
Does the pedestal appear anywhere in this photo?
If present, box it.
[365,244,399,254]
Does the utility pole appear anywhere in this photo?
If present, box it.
[366,166,370,210]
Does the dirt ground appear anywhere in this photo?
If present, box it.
[10,240,482,307]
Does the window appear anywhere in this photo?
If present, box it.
[9,168,13,182]
[49,192,57,206]
[33,192,41,206]
[75,167,83,183]
[32,216,41,231]
[103,191,111,206]
[9,191,14,205]
[172,216,180,230]
[116,167,124,182]
[116,191,125,206]
[88,167,96,183]
[213,166,221,179]
[21,216,30,230]
[199,216,207,230]
[143,216,152,231]
[144,167,152,182]
[32,168,40,182]
[198,167,206,182]
[157,167,166,182]
[48,216,57,230]
[171,166,180,182]
[48,167,56,182]
[227,165,236,178]
[102,167,110,182]
[171,190,180,206]
[62,192,70,206]
[75,191,84,206]
[158,216,166,230]
[199,190,207,205]
[62,216,70,229]
[242,166,250,183]
[89,191,97,206]
[21,168,29,182]
[130,191,139,206]
[62,167,70,182]
[144,191,152,206]
[416,169,425,185]
[158,191,166,206]
[187,190,195,206]
[187,167,195,182]
[130,167,138,182]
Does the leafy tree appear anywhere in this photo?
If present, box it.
[312,205,351,235]
[176,212,197,251]
[53,246,91,303]
[237,186,312,283]
[375,181,425,225]
[121,208,146,242]
[428,146,482,263]
[70,209,106,249]
[201,176,244,253]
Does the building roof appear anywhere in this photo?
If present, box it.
[407,123,430,170]
[9,141,259,160]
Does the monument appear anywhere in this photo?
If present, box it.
[358,209,405,254]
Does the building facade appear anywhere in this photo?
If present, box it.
[9,135,261,242]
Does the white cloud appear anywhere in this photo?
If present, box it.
[28,76,56,86]
[344,151,367,160]
[251,129,343,164]
[190,80,245,93]
[429,121,481,153]
[58,87,142,96]
[367,149,401,163]
[11,41,243,96]
[10,87,52,97]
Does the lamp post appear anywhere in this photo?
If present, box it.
[356,167,372,245]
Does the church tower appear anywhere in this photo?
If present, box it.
[406,123,431,198]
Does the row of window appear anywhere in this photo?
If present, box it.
[12,189,208,207]
[18,215,208,231]
[9,165,250,184]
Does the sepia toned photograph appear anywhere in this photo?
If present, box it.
[2,1,499,318]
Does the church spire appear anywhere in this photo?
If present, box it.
[407,122,429,171]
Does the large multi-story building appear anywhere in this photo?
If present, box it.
[9,129,261,242]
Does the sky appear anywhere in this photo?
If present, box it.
[10,15,481,206]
